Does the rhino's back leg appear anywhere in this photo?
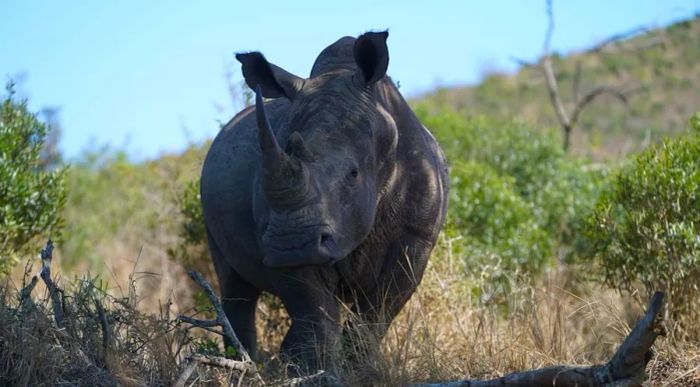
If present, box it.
[207,228,261,358]
[348,234,434,340]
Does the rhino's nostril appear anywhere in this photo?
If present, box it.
[320,233,333,245]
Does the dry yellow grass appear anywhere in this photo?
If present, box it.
[218,234,700,385]
[2,235,698,386]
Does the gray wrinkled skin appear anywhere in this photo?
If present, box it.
[200,32,448,372]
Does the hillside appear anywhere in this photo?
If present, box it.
[416,16,700,159]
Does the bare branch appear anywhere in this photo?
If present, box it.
[542,0,555,56]
[180,270,264,384]
[173,357,200,387]
[38,240,65,328]
[508,56,536,68]
[587,26,649,53]
[570,86,630,128]
[540,0,574,151]
[19,275,39,310]
[183,325,225,337]
[183,270,252,363]
[283,370,339,387]
[178,315,219,328]
[173,353,254,387]
[178,315,226,336]
[95,298,111,353]
[572,60,582,105]
[410,292,666,387]
[542,55,572,129]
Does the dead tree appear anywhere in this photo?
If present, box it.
[539,0,632,152]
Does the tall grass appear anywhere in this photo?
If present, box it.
[4,234,698,385]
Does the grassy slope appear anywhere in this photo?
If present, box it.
[417,16,700,160]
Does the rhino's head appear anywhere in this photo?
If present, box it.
[236,31,397,269]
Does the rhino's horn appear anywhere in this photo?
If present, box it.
[255,86,309,209]
[255,85,282,157]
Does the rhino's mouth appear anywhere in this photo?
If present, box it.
[261,225,340,269]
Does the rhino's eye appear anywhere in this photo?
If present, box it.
[345,168,359,185]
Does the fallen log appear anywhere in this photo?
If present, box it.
[412,292,666,387]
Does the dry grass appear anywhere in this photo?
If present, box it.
[0,258,245,386]
[1,238,698,386]
[215,235,700,385]
[371,261,700,386]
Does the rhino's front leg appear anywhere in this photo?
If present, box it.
[274,267,341,374]
[350,234,433,340]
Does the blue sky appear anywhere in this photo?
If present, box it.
[1,1,698,160]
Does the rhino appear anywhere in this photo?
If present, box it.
[200,31,448,371]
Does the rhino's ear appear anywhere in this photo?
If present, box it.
[236,52,304,99]
[353,31,389,86]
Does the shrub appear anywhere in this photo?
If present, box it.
[0,264,195,385]
[415,107,606,271]
[0,84,66,275]
[169,178,212,277]
[583,114,700,327]
[448,160,550,274]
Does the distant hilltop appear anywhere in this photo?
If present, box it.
[414,16,700,160]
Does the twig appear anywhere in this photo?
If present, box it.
[508,56,536,67]
[572,60,582,105]
[587,26,649,53]
[173,353,253,387]
[410,292,666,386]
[179,315,219,328]
[179,314,226,336]
[179,271,252,362]
[283,370,339,387]
[19,275,39,311]
[95,298,111,353]
[173,356,201,387]
[570,86,629,129]
[182,323,225,337]
[179,270,264,385]
[38,240,65,328]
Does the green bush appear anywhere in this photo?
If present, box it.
[583,114,700,324]
[178,179,206,247]
[0,85,66,275]
[448,161,550,274]
[169,178,212,278]
[415,107,606,272]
